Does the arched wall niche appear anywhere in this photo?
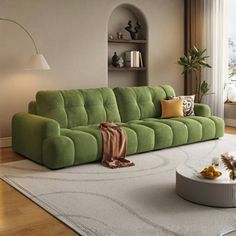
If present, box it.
[107,3,148,87]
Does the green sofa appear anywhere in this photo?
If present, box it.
[12,85,224,169]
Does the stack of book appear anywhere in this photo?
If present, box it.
[125,51,143,68]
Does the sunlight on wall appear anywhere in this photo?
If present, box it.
[0,71,55,137]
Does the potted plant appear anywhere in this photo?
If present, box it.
[178,46,213,103]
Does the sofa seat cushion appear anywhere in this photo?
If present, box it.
[138,119,188,146]
[127,119,187,148]
[70,123,155,159]
[60,115,224,164]
[186,116,216,140]
[61,128,99,165]
[207,116,225,138]
[141,116,223,144]
[183,116,224,140]
[128,116,223,148]
[170,117,203,143]
[121,123,155,153]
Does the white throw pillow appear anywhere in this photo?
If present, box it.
[169,95,195,116]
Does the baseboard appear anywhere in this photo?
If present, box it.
[225,119,236,127]
[0,137,12,148]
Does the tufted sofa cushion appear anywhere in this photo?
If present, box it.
[57,115,223,166]
[35,88,121,128]
[113,85,175,122]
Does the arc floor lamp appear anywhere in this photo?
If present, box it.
[0,17,50,70]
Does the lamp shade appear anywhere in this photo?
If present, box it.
[25,53,50,70]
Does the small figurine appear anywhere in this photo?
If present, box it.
[108,34,113,40]
[117,57,124,67]
[116,32,123,40]
[125,20,141,40]
[112,52,119,67]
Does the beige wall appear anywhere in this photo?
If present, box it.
[0,0,184,138]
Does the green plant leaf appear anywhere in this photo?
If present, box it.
[200,81,212,95]
[198,49,206,56]
[177,45,211,75]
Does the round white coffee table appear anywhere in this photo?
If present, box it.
[176,163,236,207]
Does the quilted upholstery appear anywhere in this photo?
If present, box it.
[113,85,175,122]
[57,116,223,165]
[35,88,121,128]
[12,85,225,169]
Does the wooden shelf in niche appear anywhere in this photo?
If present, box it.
[108,39,147,44]
[107,4,147,87]
[108,66,146,71]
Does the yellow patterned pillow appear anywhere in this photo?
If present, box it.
[160,99,184,118]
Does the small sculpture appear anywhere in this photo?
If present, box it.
[116,32,123,40]
[125,20,141,40]
[112,52,119,67]
[108,34,114,40]
[117,57,124,67]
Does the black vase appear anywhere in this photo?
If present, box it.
[112,52,119,67]
[130,32,139,40]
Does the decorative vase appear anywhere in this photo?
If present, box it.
[112,52,119,67]
[227,84,236,102]
[125,20,141,40]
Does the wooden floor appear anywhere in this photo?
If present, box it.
[0,127,236,236]
[0,149,77,235]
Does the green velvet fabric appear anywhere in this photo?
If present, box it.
[71,124,141,158]
[209,116,225,138]
[58,116,224,165]
[36,88,121,128]
[194,103,211,117]
[12,85,225,169]
[36,91,68,128]
[142,119,188,146]
[43,136,75,169]
[172,117,202,143]
[61,128,98,165]
[12,112,60,164]
[113,85,175,122]
[71,125,103,160]
[122,123,155,152]
[28,101,37,114]
[187,116,216,141]
[71,123,155,160]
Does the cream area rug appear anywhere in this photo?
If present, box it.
[1,135,236,236]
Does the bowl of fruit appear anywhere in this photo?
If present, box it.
[200,165,222,179]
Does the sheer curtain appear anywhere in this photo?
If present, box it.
[202,0,228,118]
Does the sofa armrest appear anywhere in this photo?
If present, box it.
[194,103,211,117]
[12,112,60,163]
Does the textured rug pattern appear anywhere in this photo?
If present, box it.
[1,135,236,236]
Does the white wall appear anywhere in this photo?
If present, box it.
[0,0,184,138]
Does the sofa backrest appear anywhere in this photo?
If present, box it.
[113,85,175,122]
[33,88,121,128]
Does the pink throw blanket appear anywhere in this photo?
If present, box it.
[99,122,134,168]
